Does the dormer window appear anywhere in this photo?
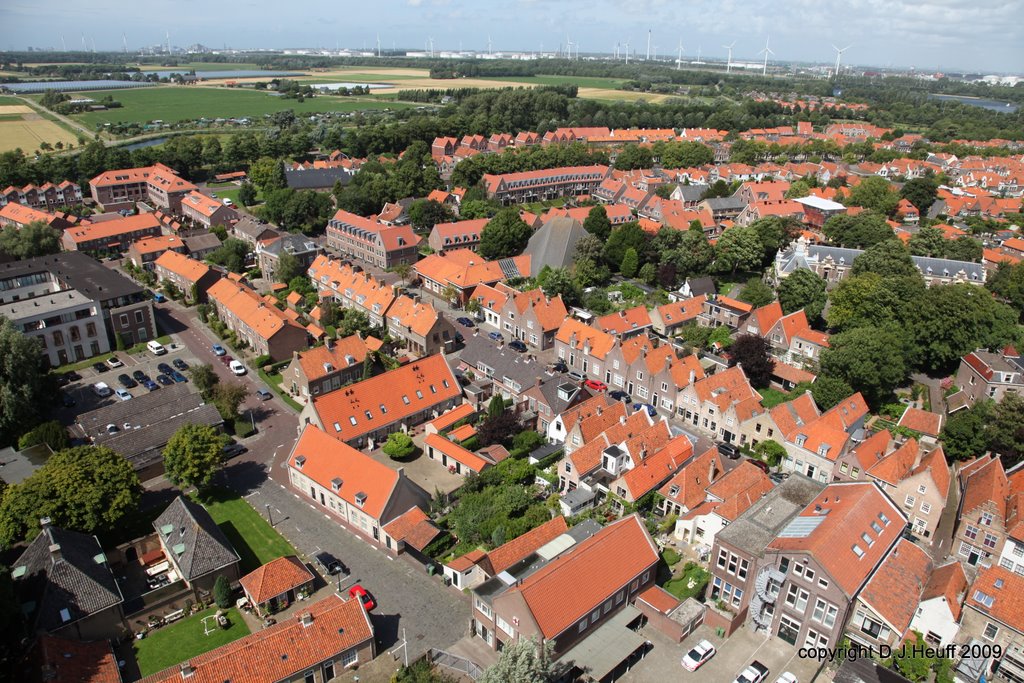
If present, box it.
[331,477,342,491]
[295,456,306,469]
[355,492,367,507]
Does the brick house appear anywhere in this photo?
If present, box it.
[444,517,569,591]
[239,556,315,617]
[954,455,1015,568]
[89,163,195,213]
[152,251,222,304]
[256,233,322,282]
[670,459,773,549]
[414,249,530,305]
[207,279,309,361]
[283,334,382,401]
[126,234,188,271]
[325,209,420,269]
[960,566,1024,683]
[698,294,753,329]
[482,165,610,205]
[777,393,870,484]
[287,425,430,548]
[498,287,569,351]
[61,212,164,253]
[428,218,489,254]
[650,296,706,337]
[553,318,616,384]
[180,191,238,229]
[676,365,762,445]
[603,336,705,416]
[955,348,1024,406]
[152,496,240,600]
[909,561,967,648]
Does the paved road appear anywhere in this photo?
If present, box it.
[152,299,470,657]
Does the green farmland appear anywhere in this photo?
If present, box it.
[62,86,413,126]
[478,74,628,88]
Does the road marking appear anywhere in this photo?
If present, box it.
[245,491,260,498]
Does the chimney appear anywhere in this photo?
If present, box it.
[708,457,717,483]
[48,543,62,563]
[689,370,696,385]
[325,336,333,350]
[619,415,627,426]
[180,662,195,679]
[299,612,314,627]
[40,516,52,529]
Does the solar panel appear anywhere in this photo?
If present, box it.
[497,258,521,279]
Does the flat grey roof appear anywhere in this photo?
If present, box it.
[0,289,94,319]
[717,474,825,556]
[78,383,200,436]
[96,404,223,471]
[558,604,646,679]
[0,443,51,485]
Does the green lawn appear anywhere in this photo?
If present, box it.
[63,86,415,126]
[195,488,297,574]
[0,95,23,105]
[134,607,249,676]
[258,368,302,412]
[759,388,792,408]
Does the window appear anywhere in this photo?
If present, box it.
[973,590,994,609]
[804,567,815,581]
[983,533,998,549]
[1014,543,1024,558]
[475,599,492,617]
[840,462,849,473]
[119,314,129,326]
[578,618,588,633]
[818,578,829,590]
[984,622,999,640]
[921,502,932,514]
[918,484,927,495]
[717,549,728,569]
[862,532,875,547]
[905,495,916,508]
[852,544,865,558]
[871,521,882,533]
[981,512,994,526]
[812,598,827,623]
[341,649,358,667]
[965,525,979,540]
[135,310,144,323]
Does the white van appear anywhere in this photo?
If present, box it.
[147,340,167,355]
[93,382,113,398]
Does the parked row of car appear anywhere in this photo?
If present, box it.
[681,640,797,683]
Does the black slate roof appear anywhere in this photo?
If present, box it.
[152,496,239,582]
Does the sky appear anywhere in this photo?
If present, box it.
[2,0,1022,74]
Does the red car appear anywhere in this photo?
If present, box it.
[349,584,376,611]
[584,379,608,392]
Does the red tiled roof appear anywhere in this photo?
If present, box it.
[555,318,616,360]
[771,362,816,385]
[64,212,160,245]
[749,301,783,334]
[596,306,653,335]
[208,279,304,342]
[658,446,722,509]
[569,410,652,475]
[448,423,477,442]
[424,433,489,473]
[312,354,460,444]
[130,234,184,255]
[415,249,529,290]
[619,434,694,500]
[240,556,314,605]
[897,407,943,437]
[28,634,120,683]
[385,294,444,338]
[768,481,906,596]
[500,515,658,639]
[960,455,1008,520]
[154,250,213,284]
[867,439,919,486]
[557,393,618,435]
[654,296,706,328]
[289,425,400,519]
[966,565,1024,632]
[922,561,968,622]
[446,548,486,572]
[483,516,569,576]
[295,334,378,381]
[139,594,372,683]
[182,190,228,218]
[859,538,932,634]
[848,429,892,472]
[427,403,476,433]
[381,507,440,552]
[912,445,951,500]
[637,585,682,615]
[705,460,774,521]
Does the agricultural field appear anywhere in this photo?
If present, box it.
[0,104,78,153]
[478,74,628,89]
[60,85,414,127]
[136,62,261,72]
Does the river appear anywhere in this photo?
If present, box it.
[929,94,1018,113]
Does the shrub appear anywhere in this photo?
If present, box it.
[213,574,232,608]
[662,548,681,567]
[382,432,417,460]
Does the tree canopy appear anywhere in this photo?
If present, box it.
[728,335,775,389]
[0,221,61,259]
[822,213,896,249]
[583,204,612,241]
[713,225,763,275]
[479,638,556,683]
[163,424,226,491]
[820,325,909,407]
[0,445,141,547]
[478,208,532,260]
[778,269,827,322]
[409,199,454,231]
[851,240,922,279]
[0,317,54,448]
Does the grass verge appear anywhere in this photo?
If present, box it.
[133,606,249,676]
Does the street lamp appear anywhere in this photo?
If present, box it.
[265,503,272,527]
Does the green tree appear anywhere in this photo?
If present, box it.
[851,240,921,279]
[249,156,286,192]
[670,227,715,277]
[738,277,775,308]
[206,238,251,273]
[900,176,940,216]
[583,205,612,241]
[478,410,522,447]
[0,445,141,547]
[382,432,417,460]
[778,269,827,321]
[213,574,233,608]
[728,335,775,389]
[603,222,648,270]
[907,284,1019,371]
[338,308,374,338]
[213,382,249,421]
[0,221,62,259]
[189,363,221,400]
[808,375,854,411]
[784,180,812,199]
[394,262,413,286]
[17,421,69,452]
[987,394,1024,467]
[754,440,787,467]
[988,262,1024,320]
[409,199,454,232]
[945,236,983,263]
[478,208,532,259]
[163,424,225,491]
[237,182,257,206]
[826,272,924,331]
[822,213,895,249]
[750,216,802,263]
[393,660,458,683]
[275,249,304,283]
[479,638,556,683]
[620,247,639,278]
[201,136,222,166]
[940,400,993,460]
[488,395,505,419]
[713,226,763,275]
[820,326,909,407]
[847,176,901,216]
[538,267,582,307]
[638,262,657,285]
[908,225,947,258]
[0,317,53,448]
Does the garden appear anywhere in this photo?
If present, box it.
[194,487,297,574]
[133,606,249,676]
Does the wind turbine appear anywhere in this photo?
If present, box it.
[376,33,381,57]
[122,33,128,53]
[832,44,851,77]
[60,34,66,52]
[676,39,684,70]
[646,29,651,61]
[488,35,492,57]
[624,40,630,64]
[723,41,735,73]
[759,36,774,76]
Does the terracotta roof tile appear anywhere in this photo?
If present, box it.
[654,296,706,328]
[446,548,486,572]
[867,439,920,486]
[966,565,1024,633]
[911,446,951,499]
[557,393,618,435]
[415,249,529,290]
[960,456,1008,520]
[619,432,692,499]
[154,250,214,284]
[897,407,943,437]
[859,538,932,634]
[637,586,682,615]
[922,561,968,622]
[240,556,314,605]
[295,334,378,381]
[749,301,784,335]
[658,446,723,509]
[140,594,372,683]
[705,460,774,521]
[848,429,892,472]
[424,433,490,473]
[555,318,616,360]
[64,212,160,245]
[381,507,440,552]
[483,516,570,576]
[596,306,653,335]
[27,634,120,683]
[427,403,476,433]
[208,279,305,342]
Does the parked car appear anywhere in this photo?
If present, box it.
[733,661,770,683]
[118,374,138,389]
[142,379,159,391]
[156,374,173,386]
[92,362,109,374]
[256,388,273,401]
[747,458,770,474]
[64,371,82,383]
[315,551,346,576]
[568,371,586,383]
[681,639,716,671]
[609,390,631,402]
[92,382,112,398]
[115,388,132,401]
[229,360,247,376]
[509,340,528,353]
[551,359,568,373]
[219,355,234,366]
[584,379,608,392]
[769,472,790,485]
[153,292,166,303]
[222,443,247,459]
[212,344,226,356]
[488,331,504,342]
[132,369,148,382]
[171,371,187,383]
[157,362,173,375]
[172,358,189,371]
[106,356,123,369]
[456,317,476,328]
[348,584,376,611]
[773,674,798,683]
[632,402,657,417]
[717,443,740,459]
[146,340,167,355]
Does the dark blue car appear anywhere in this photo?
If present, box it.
[632,403,657,417]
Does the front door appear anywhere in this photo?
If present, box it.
[968,550,980,566]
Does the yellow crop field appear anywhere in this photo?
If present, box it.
[0,105,34,115]
[0,115,78,153]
